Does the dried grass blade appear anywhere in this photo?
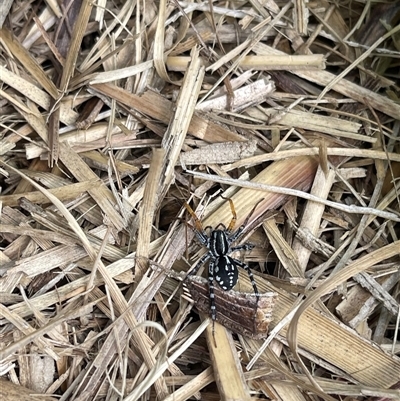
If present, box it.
[0,0,13,28]
[243,269,400,388]
[0,299,99,361]
[188,168,400,222]
[123,320,209,401]
[0,180,97,207]
[253,43,400,119]
[287,240,400,387]
[136,148,165,283]
[59,1,93,91]
[292,166,336,272]
[57,143,125,231]
[162,366,214,401]
[158,46,204,200]
[0,66,78,124]
[0,28,58,98]
[263,219,303,277]
[206,321,252,401]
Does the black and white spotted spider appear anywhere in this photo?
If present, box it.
[184,198,261,325]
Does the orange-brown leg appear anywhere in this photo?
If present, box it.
[229,198,263,242]
[242,198,263,227]
[184,202,209,245]
[183,202,204,231]
[221,196,237,233]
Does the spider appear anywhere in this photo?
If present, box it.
[184,197,261,326]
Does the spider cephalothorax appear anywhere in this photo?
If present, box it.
[184,198,261,324]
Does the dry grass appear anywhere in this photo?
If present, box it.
[1,1,400,400]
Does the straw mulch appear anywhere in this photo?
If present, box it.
[1,1,400,400]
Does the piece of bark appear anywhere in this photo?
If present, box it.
[185,275,278,339]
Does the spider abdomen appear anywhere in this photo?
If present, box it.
[210,229,229,256]
[214,255,239,291]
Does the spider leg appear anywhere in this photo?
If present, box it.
[228,198,263,243]
[208,258,217,323]
[233,259,260,301]
[234,259,260,335]
[230,243,254,252]
[221,196,237,233]
[214,223,226,230]
[183,202,209,245]
[188,252,211,276]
